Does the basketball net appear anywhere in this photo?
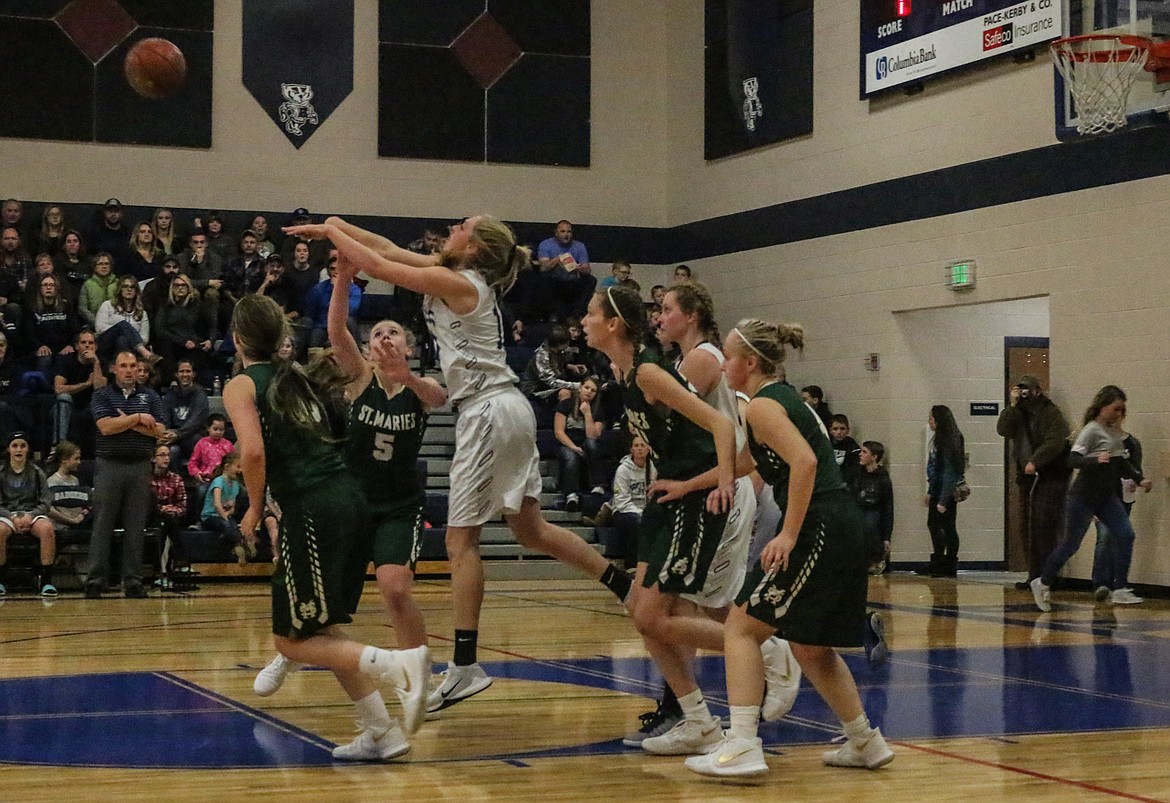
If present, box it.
[1051,35,1149,136]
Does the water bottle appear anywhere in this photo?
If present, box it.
[212,376,222,396]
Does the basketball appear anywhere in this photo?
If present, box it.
[123,38,188,100]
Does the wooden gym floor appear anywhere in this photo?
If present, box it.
[2,573,1169,802]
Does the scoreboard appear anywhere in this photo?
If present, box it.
[860,0,1060,97]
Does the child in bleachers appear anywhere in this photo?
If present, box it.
[611,435,656,569]
[855,440,894,575]
[829,413,862,494]
[188,413,234,495]
[200,451,253,565]
[0,431,56,597]
[47,439,89,531]
[149,444,189,585]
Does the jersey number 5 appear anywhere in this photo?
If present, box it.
[373,433,396,461]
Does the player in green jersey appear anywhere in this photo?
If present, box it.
[253,264,447,709]
[225,294,429,762]
[582,284,739,757]
[685,319,893,779]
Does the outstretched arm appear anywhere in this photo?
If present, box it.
[324,217,438,268]
[285,222,478,313]
[327,268,372,397]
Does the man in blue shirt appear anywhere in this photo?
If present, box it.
[86,351,166,598]
[536,220,595,321]
[305,258,361,349]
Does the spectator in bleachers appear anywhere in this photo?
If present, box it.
[31,204,67,258]
[95,275,157,365]
[178,229,224,337]
[125,221,161,282]
[135,348,163,392]
[598,260,633,289]
[1,200,26,241]
[161,359,209,464]
[801,384,833,429]
[0,333,32,440]
[304,258,360,350]
[536,219,595,321]
[53,329,105,450]
[148,443,188,583]
[223,229,263,305]
[249,214,275,258]
[588,434,656,570]
[55,230,89,296]
[153,273,213,378]
[0,431,56,597]
[855,440,894,575]
[520,324,584,424]
[24,274,79,375]
[142,254,179,318]
[279,208,329,268]
[649,284,666,307]
[254,254,307,356]
[79,252,118,328]
[201,451,252,566]
[150,208,180,257]
[1,226,32,295]
[285,240,319,304]
[554,376,606,512]
[203,213,235,264]
[673,264,692,281]
[86,199,130,272]
[188,413,234,496]
[85,350,167,599]
[47,439,90,533]
[25,252,71,309]
[829,414,862,494]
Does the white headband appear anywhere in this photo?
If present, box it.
[731,327,768,362]
[606,286,629,328]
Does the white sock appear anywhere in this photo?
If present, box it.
[354,690,393,733]
[678,688,711,723]
[842,713,874,745]
[729,705,760,740]
[358,645,402,685]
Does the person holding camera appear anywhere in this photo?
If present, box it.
[996,374,1072,588]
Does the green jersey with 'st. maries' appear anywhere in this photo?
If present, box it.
[345,372,427,504]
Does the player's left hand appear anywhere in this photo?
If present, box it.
[706,477,734,514]
[647,479,687,504]
[283,223,331,241]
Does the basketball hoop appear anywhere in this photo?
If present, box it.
[1050,34,1150,135]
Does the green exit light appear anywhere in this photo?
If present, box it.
[946,260,976,290]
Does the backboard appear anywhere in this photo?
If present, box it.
[1056,0,1170,138]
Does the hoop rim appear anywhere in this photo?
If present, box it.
[1050,33,1152,62]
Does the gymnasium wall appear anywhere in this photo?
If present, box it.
[0,0,674,228]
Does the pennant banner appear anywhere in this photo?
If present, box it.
[242,0,353,148]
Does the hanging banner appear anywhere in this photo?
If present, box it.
[242,0,353,148]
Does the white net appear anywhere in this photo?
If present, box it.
[1051,36,1149,135]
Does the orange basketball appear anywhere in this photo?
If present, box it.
[124,38,187,100]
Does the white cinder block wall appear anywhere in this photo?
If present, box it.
[2,1,1167,584]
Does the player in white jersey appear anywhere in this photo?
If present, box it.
[285,215,633,713]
